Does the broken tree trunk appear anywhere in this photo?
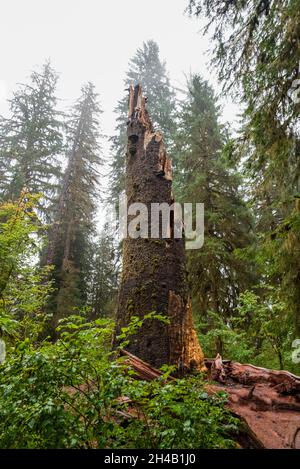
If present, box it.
[121,350,300,449]
[114,84,205,373]
[206,357,300,449]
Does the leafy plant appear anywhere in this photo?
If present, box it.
[0,193,53,342]
[0,315,238,449]
[197,287,300,374]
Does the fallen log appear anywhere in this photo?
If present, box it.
[122,350,300,449]
[120,349,170,381]
[205,358,300,394]
[206,357,300,449]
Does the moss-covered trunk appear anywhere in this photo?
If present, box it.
[115,84,205,373]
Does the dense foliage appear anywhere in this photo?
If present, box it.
[0,0,300,447]
[187,0,300,366]
[43,83,104,334]
[0,62,63,211]
[174,75,256,356]
[0,193,52,342]
[0,314,238,449]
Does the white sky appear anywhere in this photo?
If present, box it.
[0,0,240,227]
[0,0,239,127]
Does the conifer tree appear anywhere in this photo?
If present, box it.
[88,224,118,319]
[175,75,256,350]
[109,40,176,206]
[45,83,103,334]
[0,62,63,211]
[188,0,300,334]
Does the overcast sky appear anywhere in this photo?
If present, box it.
[0,0,239,129]
[0,0,239,227]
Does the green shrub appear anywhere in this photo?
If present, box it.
[0,315,238,449]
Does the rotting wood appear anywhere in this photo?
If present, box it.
[121,349,300,449]
[206,355,300,449]
[206,357,300,393]
[120,349,169,381]
[210,353,226,383]
[114,84,205,373]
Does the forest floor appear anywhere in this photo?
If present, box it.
[121,350,300,449]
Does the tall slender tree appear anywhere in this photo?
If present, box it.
[109,40,176,206]
[88,224,118,319]
[44,83,103,334]
[174,75,256,351]
[0,62,63,211]
[188,0,300,333]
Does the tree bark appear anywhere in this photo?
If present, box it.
[114,84,205,373]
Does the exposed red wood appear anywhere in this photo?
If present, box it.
[120,349,168,381]
[122,350,300,449]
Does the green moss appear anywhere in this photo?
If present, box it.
[134,285,146,296]
[126,298,135,315]
[151,239,164,246]
[150,255,160,275]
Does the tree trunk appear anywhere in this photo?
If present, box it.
[114,84,205,373]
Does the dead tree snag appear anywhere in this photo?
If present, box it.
[114,84,205,373]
